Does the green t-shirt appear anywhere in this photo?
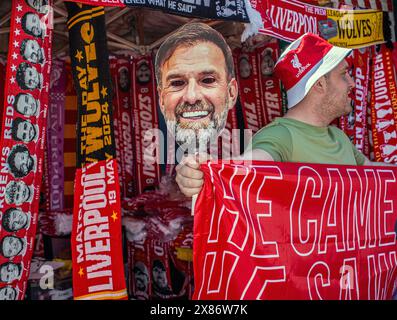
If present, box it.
[248,117,366,165]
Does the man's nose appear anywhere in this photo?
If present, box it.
[183,80,202,105]
[348,73,355,89]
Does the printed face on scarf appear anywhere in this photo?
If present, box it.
[136,62,151,84]
[152,261,168,289]
[134,262,149,292]
[0,287,17,300]
[1,236,24,259]
[5,181,32,205]
[239,56,251,79]
[261,50,275,76]
[21,65,42,90]
[118,66,130,91]
[2,208,29,232]
[22,13,45,38]
[26,0,49,14]
[7,145,35,178]
[13,119,38,142]
[21,39,45,64]
[158,42,237,148]
[0,263,21,283]
[14,93,39,116]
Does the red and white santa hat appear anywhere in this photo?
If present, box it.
[274,33,352,109]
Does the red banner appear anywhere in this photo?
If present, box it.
[370,44,397,164]
[194,161,397,299]
[131,55,160,194]
[72,159,127,300]
[0,0,53,300]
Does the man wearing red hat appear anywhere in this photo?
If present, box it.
[176,33,392,197]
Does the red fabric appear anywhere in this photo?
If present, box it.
[194,160,397,299]
[0,0,53,299]
[72,159,127,300]
[274,33,333,90]
[131,55,160,194]
[370,45,397,164]
[256,39,284,125]
[234,48,265,133]
[352,48,370,157]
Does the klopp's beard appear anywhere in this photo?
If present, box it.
[165,97,230,151]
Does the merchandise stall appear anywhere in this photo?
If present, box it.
[0,0,396,301]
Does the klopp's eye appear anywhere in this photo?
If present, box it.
[202,77,215,84]
[170,80,184,87]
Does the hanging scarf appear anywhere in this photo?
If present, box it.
[253,0,388,49]
[0,0,53,300]
[369,44,397,164]
[66,2,127,300]
[131,55,161,195]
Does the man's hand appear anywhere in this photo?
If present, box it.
[175,153,209,197]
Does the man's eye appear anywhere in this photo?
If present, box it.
[202,77,216,84]
[170,80,184,87]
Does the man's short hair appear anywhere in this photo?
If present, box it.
[7,144,32,178]
[153,259,166,272]
[16,62,31,90]
[155,22,234,86]
[1,208,26,232]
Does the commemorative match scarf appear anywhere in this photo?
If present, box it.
[46,59,66,211]
[0,0,53,300]
[253,0,389,49]
[66,2,127,300]
[194,160,397,299]
[255,39,283,125]
[370,44,397,164]
[352,47,371,157]
[110,57,135,200]
[234,48,265,134]
[131,54,161,195]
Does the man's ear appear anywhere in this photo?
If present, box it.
[227,78,238,110]
[157,86,165,114]
[312,75,328,95]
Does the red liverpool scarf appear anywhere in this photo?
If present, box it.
[66,2,127,300]
[110,57,135,200]
[370,44,397,164]
[194,160,397,299]
[0,0,53,300]
[253,0,388,49]
[256,39,283,125]
[131,55,161,195]
[352,48,371,157]
[234,48,265,134]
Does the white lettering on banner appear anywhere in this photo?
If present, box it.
[75,163,115,293]
[290,167,396,256]
[267,5,318,35]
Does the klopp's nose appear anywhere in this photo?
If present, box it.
[183,80,202,105]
